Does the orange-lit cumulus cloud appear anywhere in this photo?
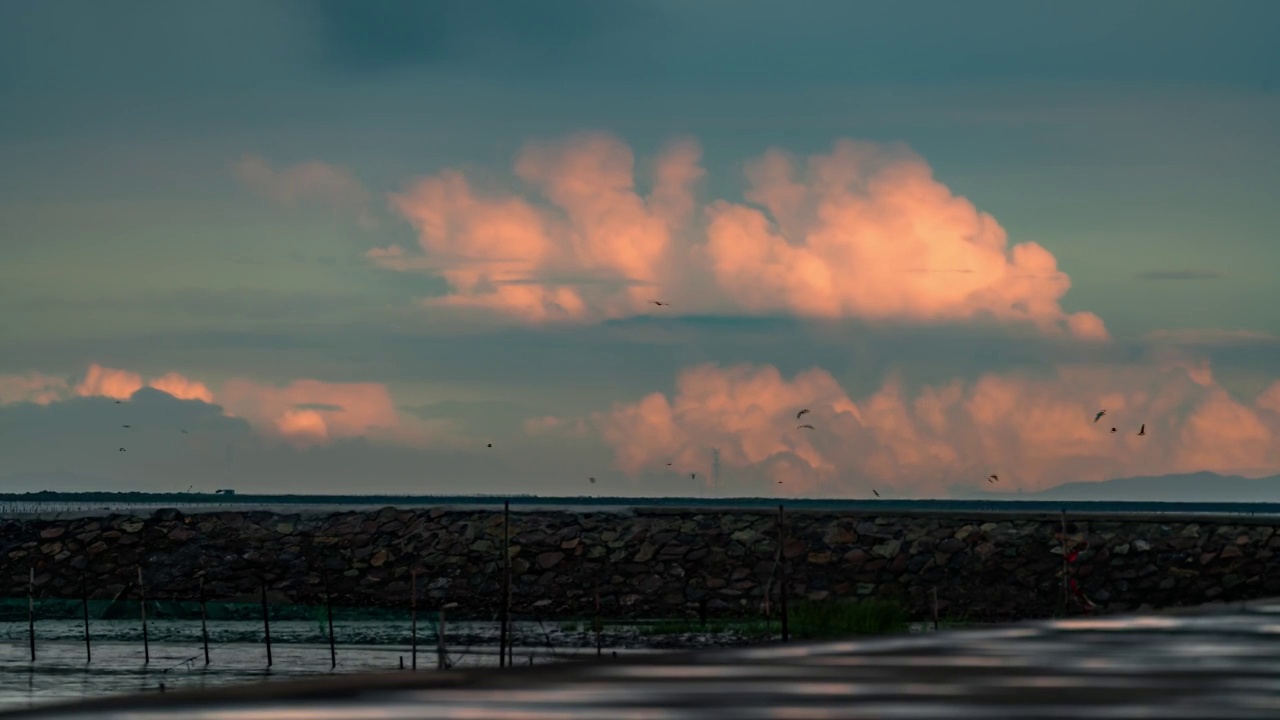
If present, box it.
[591,361,1280,497]
[375,132,1105,339]
[218,378,432,448]
[147,372,215,403]
[0,364,433,449]
[379,133,702,323]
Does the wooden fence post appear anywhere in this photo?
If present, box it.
[410,569,418,671]
[81,576,91,663]
[499,499,511,668]
[777,505,789,642]
[260,579,272,667]
[138,566,149,664]
[199,578,210,665]
[28,568,36,662]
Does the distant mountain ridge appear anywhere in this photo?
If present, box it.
[967,471,1280,503]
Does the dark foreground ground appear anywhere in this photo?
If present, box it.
[7,599,1280,719]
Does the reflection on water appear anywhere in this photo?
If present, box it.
[10,603,1280,719]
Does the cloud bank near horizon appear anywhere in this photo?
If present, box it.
[0,364,446,449]
[536,357,1280,498]
[361,132,1106,339]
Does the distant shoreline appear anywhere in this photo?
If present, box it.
[3,492,1280,524]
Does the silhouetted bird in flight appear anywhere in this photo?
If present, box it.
[487,443,492,448]
[796,409,810,419]
[1111,427,1117,433]
[118,448,126,452]
[987,474,999,483]
[1138,424,1146,436]
[114,400,122,404]
[691,473,696,480]
[1094,410,1106,423]
[872,489,880,497]
[589,477,596,484]
[180,429,188,434]
[651,301,669,306]
[666,462,672,466]
[797,424,815,430]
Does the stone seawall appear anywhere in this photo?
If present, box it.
[2,508,1278,621]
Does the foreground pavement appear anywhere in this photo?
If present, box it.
[6,601,1280,719]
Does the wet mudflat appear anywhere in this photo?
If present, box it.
[8,602,1280,719]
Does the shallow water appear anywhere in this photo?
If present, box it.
[12,606,1280,719]
[0,617,749,711]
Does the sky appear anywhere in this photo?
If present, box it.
[2,0,1280,499]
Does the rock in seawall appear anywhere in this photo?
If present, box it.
[0,506,1275,621]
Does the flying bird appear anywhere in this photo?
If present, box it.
[666,462,672,466]
[797,424,815,430]
[691,473,696,480]
[487,443,492,448]
[114,401,122,405]
[118,448,126,452]
[1094,410,1106,423]
[651,301,669,306]
[1110,427,1117,433]
[180,429,188,434]
[987,474,999,483]
[1138,424,1146,436]
[796,409,810,419]
[589,477,596,484]
[872,489,880,498]
[122,425,131,429]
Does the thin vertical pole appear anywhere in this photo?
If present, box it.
[437,608,447,670]
[499,500,510,668]
[27,568,35,662]
[324,571,336,670]
[595,590,602,657]
[260,579,272,667]
[81,576,91,663]
[199,578,210,665]
[1060,510,1070,617]
[777,505,789,642]
[410,570,418,671]
[931,586,939,631]
[138,566,149,664]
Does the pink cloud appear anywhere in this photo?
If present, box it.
[1,364,437,449]
[148,372,215,403]
[75,364,144,400]
[0,372,70,405]
[378,132,706,323]
[592,361,1280,497]
[217,378,433,448]
[377,132,1104,339]
[233,154,373,226]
